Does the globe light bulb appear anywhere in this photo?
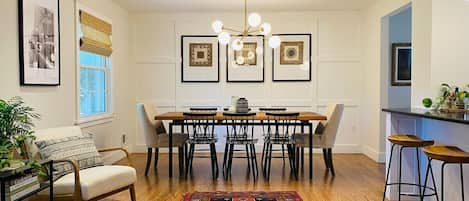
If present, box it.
[260,23,271,35]
[232,39,244,51]
[212,20,223,33]
[268,36,281,48]
[255,47,263,55]
[236,56,245,65]
[218,32,230,45]
[248,13,261,27]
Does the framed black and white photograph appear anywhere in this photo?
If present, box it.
[226,35,264,82]
[18,0,61,86]
[391,43,411,86]
[181,35,219,82]
[272,34,311,82]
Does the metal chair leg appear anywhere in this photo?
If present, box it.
[282,145,286,165]
[246,144,251,173]
[416,148,422,198]
[251,144,259,179]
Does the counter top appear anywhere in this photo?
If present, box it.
[382,108,469,125]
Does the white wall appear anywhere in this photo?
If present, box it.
[388,7,411,108]
[360,0,411,162]
[0,0,134,163]
[131,11,364,153]
[430,0,469,92]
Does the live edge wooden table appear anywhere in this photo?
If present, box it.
[155,111,327,179]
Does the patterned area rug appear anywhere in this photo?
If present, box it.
[182,191,302,201]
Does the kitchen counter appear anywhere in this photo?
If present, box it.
[382,107,469,125]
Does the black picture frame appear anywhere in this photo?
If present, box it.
[181,35,220,83]
[272,33,312,82]
[391,43,412,86]
[18,0,61,86]
[226,35,265,83]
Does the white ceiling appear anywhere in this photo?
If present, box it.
[113,0,378,12]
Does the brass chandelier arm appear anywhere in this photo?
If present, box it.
[222,27,244,34]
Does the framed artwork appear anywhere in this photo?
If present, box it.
[272,34,311,82]
[181,35,219,82]
[226,35,264,82]
[18,0,61,86]
[391,43,412,86]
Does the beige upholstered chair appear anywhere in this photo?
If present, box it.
[29,126,137,201]
[294,103,344,176]
[137,103,188,176]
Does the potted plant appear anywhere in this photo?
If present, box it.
[425,83,469,111]
[0,97,41,171]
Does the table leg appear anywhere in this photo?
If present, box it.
[309,122,313,179]
[169,122,173,178]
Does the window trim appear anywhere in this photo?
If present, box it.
[75,3,114,127]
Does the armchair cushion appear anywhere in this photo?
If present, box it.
[35,133,103,175]
[40,165,137,200]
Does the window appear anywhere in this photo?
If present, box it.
[79,51,111,117]
[76,7,113,125]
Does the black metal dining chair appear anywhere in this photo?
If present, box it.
[263,112,300,180]
[183,112,219,179]
[259,108,289,168]
[222,112,259,180]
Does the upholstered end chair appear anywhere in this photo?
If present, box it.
[28,126,137,201]
[294,103,344,176]
[137,103,188,176]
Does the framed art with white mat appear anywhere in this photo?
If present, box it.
[18,0,61,86]
[226,35,264,82]
[272,34,311,82]
[181,35,219,82]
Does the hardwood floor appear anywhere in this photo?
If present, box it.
[104,153,384,201]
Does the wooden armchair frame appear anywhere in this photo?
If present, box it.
[33,147,136,201]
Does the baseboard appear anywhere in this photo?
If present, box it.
[361,145,385,163]
[132,144,361,154]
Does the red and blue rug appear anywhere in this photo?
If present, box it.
[182,191,302,201]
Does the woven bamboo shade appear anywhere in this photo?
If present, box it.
[79,11,112,56]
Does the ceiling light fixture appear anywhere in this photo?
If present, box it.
[212,0,280,64]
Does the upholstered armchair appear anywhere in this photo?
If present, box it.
[137,103,188,176]
[28,126,137,201]
[294,103,344,176]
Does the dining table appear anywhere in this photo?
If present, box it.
[155,111,327,179]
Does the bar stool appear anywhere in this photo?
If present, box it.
[422,145,469,201]
[382,134,436,201]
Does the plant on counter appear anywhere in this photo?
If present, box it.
[423,83,469,110]
[0,97,44,174]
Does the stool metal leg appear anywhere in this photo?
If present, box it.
[421,158,439,201]
[382,144,396,201]
[398,146,405,201]
[416,147,422,198]
[441,162,447,201]
[461,163,465,201]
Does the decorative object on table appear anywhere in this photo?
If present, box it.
[235,98,249,113]
[423,83,469,112]
[211,0,280,49]
[18,0,61,86]
[227,35,264,82]
[272,34,311,82]
[181,35,219,82]
[391,43,412,86]
[182,191,303,201]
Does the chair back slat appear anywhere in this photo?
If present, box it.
[223,112,256,142]
[265,112,300,140]
[183,112,217,142]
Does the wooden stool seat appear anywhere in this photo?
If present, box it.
[423,145,469,163]
[387,134,434,147]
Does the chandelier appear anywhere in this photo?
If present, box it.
[211,0,281,52]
